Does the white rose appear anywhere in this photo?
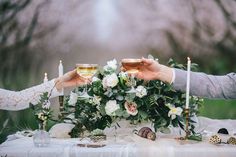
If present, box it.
[102,73,119,88]
[136,86,147,98]
[104,59,117,71]
[105,100,120,116]
[68,92,78,105]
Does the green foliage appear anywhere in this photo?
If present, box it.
[62,58,203,137]
[30,92,53,130]
[199,99,236,119]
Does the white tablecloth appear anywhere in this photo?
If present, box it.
[1,117,236,157]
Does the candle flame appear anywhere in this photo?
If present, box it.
[44,73,47,76]
[60,60,62,64]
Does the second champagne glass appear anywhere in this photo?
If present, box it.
[121,59,142,93]
[76,64,98,98]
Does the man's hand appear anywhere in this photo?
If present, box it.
[122,58,174,83]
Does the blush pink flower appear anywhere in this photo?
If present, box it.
[124,101,138,116]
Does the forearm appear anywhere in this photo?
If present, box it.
[173,68,236,99]
[0,79,61,111]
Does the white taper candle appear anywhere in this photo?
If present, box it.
[185,57,191,109]
[58,60,64,95]
[43,73,48,83]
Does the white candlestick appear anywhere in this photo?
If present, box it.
[58,60,64,95]
[185,57,191,109]
[43,73,48,83]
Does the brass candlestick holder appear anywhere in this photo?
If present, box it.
[184,108,190,139]
[176,108,190,140]
[59,95,64,118]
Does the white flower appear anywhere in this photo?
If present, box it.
[49,123,75,138]
[167,104,183,120]
[92,76,100,82]
[105,100,120,116]
[68,92,78,105]
[104,59,117,71]
[136,86,147,98]
[37,112,47,121]
[93,95,101,105]
[37,113,43,119]
[124,101,138,116]
[42,101,50,109]
[102,73,119,88]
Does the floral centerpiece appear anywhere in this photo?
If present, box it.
[62,57,203,138]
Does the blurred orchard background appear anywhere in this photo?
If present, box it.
[0,0,236,142]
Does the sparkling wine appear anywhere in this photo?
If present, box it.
[76,64,98,79]
[121,59,142,74]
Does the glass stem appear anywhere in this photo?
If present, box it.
[39,122,46,130]
[85,79,88,94]
[131,74,136,87]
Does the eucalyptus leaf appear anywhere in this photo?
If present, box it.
[125,93,135,102]
[158,127,171,134]
[116,95,124,101]
[187,134,202,141]
[139,110,148,119]
[3,119,9,128]
[115,109,123,117]
[123,111,130,118]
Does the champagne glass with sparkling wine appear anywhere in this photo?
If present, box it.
[76,64,98,98]
[121,59,142,93]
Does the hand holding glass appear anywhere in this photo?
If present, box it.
[121,59,142,93]
[76,64,98,98]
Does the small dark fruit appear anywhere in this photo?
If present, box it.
[217,128,229,135]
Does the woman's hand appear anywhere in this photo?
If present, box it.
[55,69,88,91]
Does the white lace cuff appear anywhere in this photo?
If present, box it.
[0,79,61,111]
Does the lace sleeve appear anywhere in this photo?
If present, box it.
[0,79,61,111]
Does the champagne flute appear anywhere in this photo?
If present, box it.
[76,64,98,98]
[121,59,142,93]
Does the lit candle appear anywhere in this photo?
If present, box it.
[185,57,191,109]
[43,73,48,83]
[58,60,64,95]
